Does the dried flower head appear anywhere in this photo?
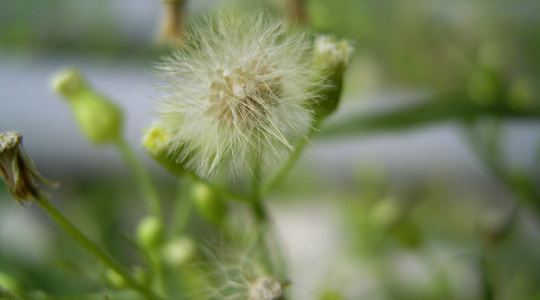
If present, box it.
[0,132,56,205]
[151,12,321,178]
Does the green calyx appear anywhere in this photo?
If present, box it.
[310,36,353,123]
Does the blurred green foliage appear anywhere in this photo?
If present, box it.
[1,0,540,299]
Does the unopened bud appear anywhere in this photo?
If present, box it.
[105,269,127,288]
[467,68,503,107]
[162,236,196,268]
[51,67,123,144]
[136,215,164,249]
[191,181,227,226]
[318,289,343,300]
[142,122,189,176]
[311,36,353,122]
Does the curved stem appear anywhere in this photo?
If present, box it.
[170,178,193,235]
[462,122,540,210]
[262,125,317,195]
[116,138,162,220]
[35,195,164,300]
[250,152,268,223]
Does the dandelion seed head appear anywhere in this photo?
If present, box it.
[152,12,320,178]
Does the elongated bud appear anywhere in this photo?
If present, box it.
[191,181,227,226]
[51,68,123,144]
[142,122,190,176]
[136,215,164,249]
[158,0,187,47]
[286,0,308,25]
[311,36,353,122]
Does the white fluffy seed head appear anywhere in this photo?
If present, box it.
[151,12,321,178]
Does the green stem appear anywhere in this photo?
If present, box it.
[250,152,268,223]
[463,122,540,210]
[34,195,164,300]
[170,178,193,235]
[116,138,162,220]
[262,125,317,195]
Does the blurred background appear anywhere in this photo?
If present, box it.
[1,0,540,299]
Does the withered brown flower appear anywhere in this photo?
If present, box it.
[0,131,57,205]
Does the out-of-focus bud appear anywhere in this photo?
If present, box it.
[105,269,127,288]
[508,75,537,112]
[0,271,23,295]
[162,236,197,268]
[467,68,504,107]
[158,0,187,47]
[191,181,227,226]
[311,36,353,122]
[136,215,164,249]
[0,131,57,205]
[286,0,308,25]
[51,67,123,144]
[142,122,189,176]
[318,288,343,300]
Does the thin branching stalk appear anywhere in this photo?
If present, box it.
[117,138,162,220]
[170,178,193,235]
[262,124,318,195]
[34,194,165,300]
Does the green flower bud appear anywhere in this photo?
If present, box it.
[318,288,343,300]
[136,215,164,249]
[142,122,190,176]
[311,36,353,122]
[105,269,127,288]
[162,236,197,268]
[51,67,123,144]
[508,75,537,112]
[191,181,227,226]
[467,68,504,107]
